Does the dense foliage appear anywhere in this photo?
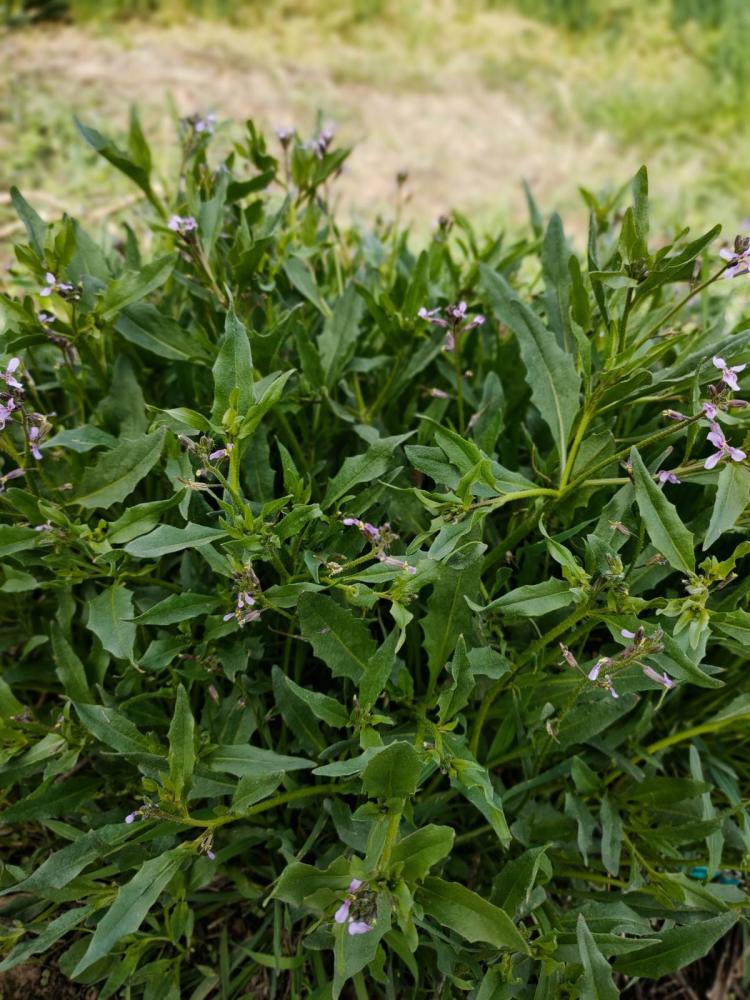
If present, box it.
[0,113,749,998]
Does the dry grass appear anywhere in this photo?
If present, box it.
[0,3,745,254]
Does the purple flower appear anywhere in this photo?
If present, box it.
[206,850,216,861]
[643,666,675,690]
[429,388,450,399]
[342,517,382,543]
[39,273,73,297]
[194,113,217,134]
[418,306,449,328]
[702,401,718,420]
[125,811,138,824]
[347,921,372,936]
[276,126,294,147]
[712,356,746,392]
[168,215,198,236]
[0,397,16,429]
[335,878,368,929]
[587,657,610,681]
[1,358,23,391]
[704,421,746,470]
[603,674,619,699]
[657,469,681,486]
[443,331,456,352]
[663,409,688,421]
[0,468,26,492]
[720,242,750,279]
[38,312,55,327]
[209,443,233,461]
[621,628,636,640]
[28,426,42,461]
[377,553,416,574]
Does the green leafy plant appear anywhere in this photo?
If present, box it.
[0,112,748,997]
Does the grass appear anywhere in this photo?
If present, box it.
[0,0,748,255]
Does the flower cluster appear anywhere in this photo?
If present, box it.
[720,235,750,279]
[342,517,383,543]
[39,272,76,300]
[310,123,336,159]
[168,215,198,237]
[223,566,262,627]
[418,301,485,351]
[705,422,746,470]
[334,879,372,936]
[275,125,294,148]
[577,627,672,699]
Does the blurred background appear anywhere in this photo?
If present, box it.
[1,0,749,247]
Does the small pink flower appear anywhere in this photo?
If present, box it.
[720,243,750,279]
[663,409,688,421]
[28,426,43,461]
[657,469,681,486]
[377,553,416,574]
[168,215,198,235]
[587,657,610,681]
[209,443,233,461]
[603,674,619,699]
[0,397,16,429]
[704,422,746,470]
[702,401,717,420]
[712,356,746,392]
[347,921,371,936]
[125,812,138,824]
[1,358,23,391]
[643,666,675,690]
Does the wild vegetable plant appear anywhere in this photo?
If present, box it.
[0,112,748,998]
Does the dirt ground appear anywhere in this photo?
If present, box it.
[1,15,629,244]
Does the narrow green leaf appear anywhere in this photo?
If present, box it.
[630,447,695,573]
[76,429,165,510]
[614,911,737,979]
[298,592,377,682]
[168,685,195,801]
[418,877,527,952]
[322,434,411,509]
[98,255,176,322]
[133,593,219,625]
[389,825,454,882]
[86,584,136,661]
[51,623,92,703]
[577,914,618,1000]
[212,304,253,421]
[206,744,313,777]
[123,523,227,559]
[362,741,423,798]
[72,849,186,976]
[480,263,581,464]
[704,462,750,549]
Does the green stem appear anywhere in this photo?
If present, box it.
[174,783,352,829]
[470,605,587,757]
[631,264,728,351]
